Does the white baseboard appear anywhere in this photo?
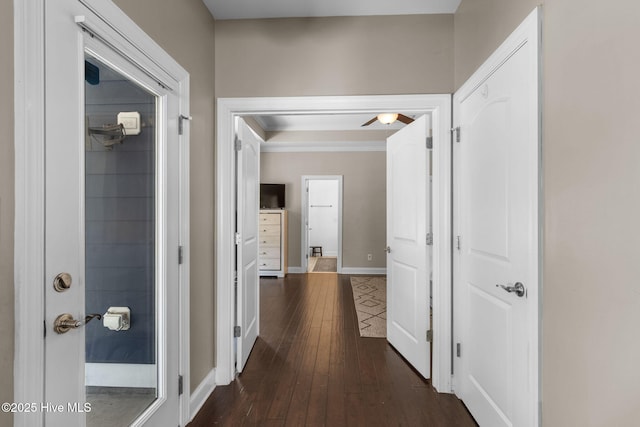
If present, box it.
[85,363,156,388]
[340,267,387,275]
[190,368,216,421]
[287,266,305,274]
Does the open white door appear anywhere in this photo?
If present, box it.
[236,119,261,372]
[453,8,539,427]
[42,1,188,425]
[386,115,431,379]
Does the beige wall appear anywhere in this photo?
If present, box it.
[216,14,454,97]
[454,0,538,86]
[0,2,13,427]
[456,1,640,425]
[261,151,386,268]
[113,0,216,392]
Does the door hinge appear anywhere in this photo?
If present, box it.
[234,138,242,151]
[452,126,461,142]
[426,136,433,149]
[426,330,433,342]
[456,342,461,357]
[234,232,241,245]
[426,233,433,246]
[178,246,184,264]
[178,114,191,136]
[456,235,461,251]
[234,326,241,337]
[178,375,183,395]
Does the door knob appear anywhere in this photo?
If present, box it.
[495,282,526,297]
[385,246,391,253]
[53,313,102,334]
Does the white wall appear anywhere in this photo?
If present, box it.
[308,179,339,256]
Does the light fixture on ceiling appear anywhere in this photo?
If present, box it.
[377,113,399,125]
[361,113,415,127]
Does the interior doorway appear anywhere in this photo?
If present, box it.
[301,176,343,273]
[216,95,452,391]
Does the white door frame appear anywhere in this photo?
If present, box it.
[14,1,191,425]
[301,175,344,273]
[452,7,541,425]
[216,95,452,392]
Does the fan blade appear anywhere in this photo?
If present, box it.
[396,114,415,124]
[361,116,378,127]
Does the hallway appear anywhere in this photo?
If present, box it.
[189,273,477,426]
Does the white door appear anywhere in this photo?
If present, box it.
[386,115,431,378]
[236,119,261,371]
[453,9,539,427]
[44,1,185,425]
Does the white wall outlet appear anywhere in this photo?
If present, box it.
[367,254,373,261]
[117,111,141,135]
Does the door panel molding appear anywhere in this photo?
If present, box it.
[216,94,452,392]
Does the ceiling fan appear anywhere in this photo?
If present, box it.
[361,113,414,127]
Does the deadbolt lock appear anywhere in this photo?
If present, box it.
[53,272,72,292]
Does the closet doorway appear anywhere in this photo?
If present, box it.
[301,176,343,273]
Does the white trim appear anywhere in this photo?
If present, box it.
[189,368,216,421]
[15,1,191,426]
[452,7,540,426]
[340,267,387,275]
[430,96,454,393]
[287,266,305,274]
[261,140,385,152]
[85,363,157,388]
[14,1,46,425]
[178,75,192,427]
[300,175,343,274]
[217,95,452,392]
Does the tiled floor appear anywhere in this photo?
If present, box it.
[86,386,155,427]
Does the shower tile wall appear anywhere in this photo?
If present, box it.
[85,75,156,365]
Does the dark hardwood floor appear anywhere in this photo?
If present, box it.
[188,273,477,427]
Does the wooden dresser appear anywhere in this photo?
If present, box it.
[259,210,288,277]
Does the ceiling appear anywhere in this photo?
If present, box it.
[253,113,418,132]
[203,0,461,20]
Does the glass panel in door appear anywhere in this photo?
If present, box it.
[84,53,158,426]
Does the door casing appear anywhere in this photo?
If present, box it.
[13,1,191,425]
[216,95,452,392]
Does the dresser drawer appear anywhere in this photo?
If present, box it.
[259,214,281,225]
[260,235,280,247]
[259,247,281,259]
[259,258,280,270]
[260,223,280,236]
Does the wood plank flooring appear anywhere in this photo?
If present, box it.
[188,273,477,427]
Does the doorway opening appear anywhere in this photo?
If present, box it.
[216,95,452,392]
[301,176,343,274]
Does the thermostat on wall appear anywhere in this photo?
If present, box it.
[117,111,141,135]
